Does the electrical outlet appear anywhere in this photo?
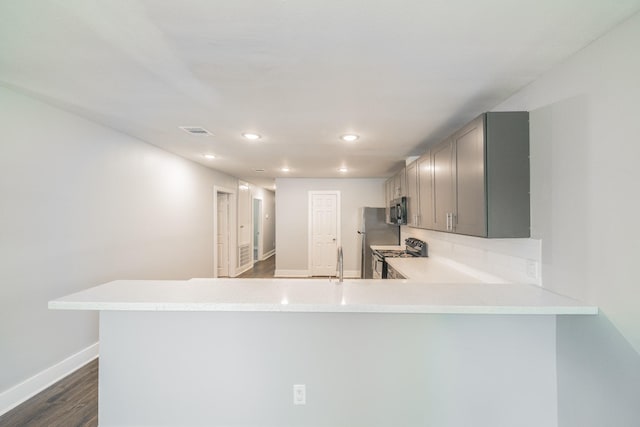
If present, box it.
[293,384,306,405]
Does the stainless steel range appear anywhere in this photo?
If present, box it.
[371,238,428,279]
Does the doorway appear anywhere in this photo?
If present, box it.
[217,192,230,277]
[308,191,340,276]
[213,186,237,278]
[253,198,263,263]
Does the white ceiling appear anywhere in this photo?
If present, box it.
[2,1,639,189]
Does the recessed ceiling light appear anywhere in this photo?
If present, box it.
[203,154,216,160]
[339,167,348,173]
[281,167,290,172]
[242,132,261,140]
[340,134,359,142]
[255,168,265,172]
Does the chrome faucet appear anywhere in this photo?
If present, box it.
[336,246,344,283]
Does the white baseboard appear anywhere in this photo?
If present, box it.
[261,250,275,260]
[275,269,310,278]
[0,342,99,416]
[344,270,361,278]
[323,270,361,279]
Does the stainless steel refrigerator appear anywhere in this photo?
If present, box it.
[358,207,400,278]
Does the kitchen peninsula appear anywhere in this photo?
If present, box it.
[50,279,596,427]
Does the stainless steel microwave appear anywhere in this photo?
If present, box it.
[389,197,407,225]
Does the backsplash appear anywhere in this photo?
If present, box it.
[401,227,542,285]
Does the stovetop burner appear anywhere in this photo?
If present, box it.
[375,250,416,258]
[373,238,428,260]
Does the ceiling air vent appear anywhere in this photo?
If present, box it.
[179,126,213,136]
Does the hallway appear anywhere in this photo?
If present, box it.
[237,255,276,278]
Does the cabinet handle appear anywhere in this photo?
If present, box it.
[447,212,454,231]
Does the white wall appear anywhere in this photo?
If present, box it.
[275,178,385,277]
[494,12,640,426]
[556,314,640,426]
[401,227,542,285]
[99,311,558,427]
[0,86,239,406]
[496,12,640,353]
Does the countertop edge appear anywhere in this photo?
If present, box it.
[48,301,599,315]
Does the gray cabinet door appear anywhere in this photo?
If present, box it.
[399,167,406,197]
[393,167,406,198]
[392,172,399,199]
[417,151,433,229]
[385,178,393,223]
[454,115,487,237]
[405,160,419,227]
[432,138,456,232]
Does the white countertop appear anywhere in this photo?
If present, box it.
[386,256,511,284]
[49,278,597,315]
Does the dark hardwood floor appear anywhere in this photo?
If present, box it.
[0,359,98,427]
[237,255,276,278]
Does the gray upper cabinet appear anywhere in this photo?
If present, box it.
[432,137,456,232]
[382,111,529,238]
[384,178,393,223]
[454,115,487,236]
[483,112,530,237]
[386,167,407,224]
[405,160,419,227]
[446,112,530,238]
[393,167,406,199]
[417,151,433,229]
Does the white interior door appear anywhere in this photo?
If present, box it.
[309,192,339,276]
[217,192,230,277]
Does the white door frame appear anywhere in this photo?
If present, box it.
[307,191,341,275]
[213,185,237,278]
[252,197,264,262]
